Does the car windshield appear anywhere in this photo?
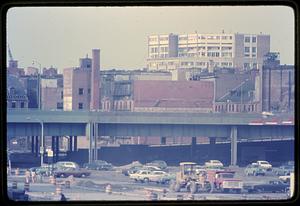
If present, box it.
[220,173,234,178]
[260,162,269,164]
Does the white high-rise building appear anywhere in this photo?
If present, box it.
[147,32,270,72]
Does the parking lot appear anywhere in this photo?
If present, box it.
[7,164,291,201]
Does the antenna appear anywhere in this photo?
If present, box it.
[8,44,14,61]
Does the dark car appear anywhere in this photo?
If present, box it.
[83,160,113,171]
[53,167,91,178]
[145,160,168,170]
[272,165,294,176]
[247,180,289,193]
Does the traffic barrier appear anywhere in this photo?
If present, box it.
[56,186,62,195]
[177,194,183,200]
[187,194,194,200]
[146,191,158,201]
[12,181,17,189]
[24,181,30,192]
[65,181,70,189]
[15,168,20,176]
[105,184,112,194]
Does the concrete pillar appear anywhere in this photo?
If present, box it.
[35,136,39,157]
[94,123,98,161]
[69,136,73,152]
[74,136,77,151]
[87,122,93,163]
[31,136,34,154]
[230,126,238,166]
[55,136,59,162]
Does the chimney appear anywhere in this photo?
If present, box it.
[90,49,100,110]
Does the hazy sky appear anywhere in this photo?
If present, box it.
[7,6,294,72]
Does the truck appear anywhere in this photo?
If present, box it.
[206,170,243,193]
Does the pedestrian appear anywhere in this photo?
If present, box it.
[25,170,31,183]
[60,193,67,201]
[31,170,37,183]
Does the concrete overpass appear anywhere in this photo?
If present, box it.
[7,109,294,165]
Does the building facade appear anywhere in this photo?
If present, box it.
[147,32,270,73]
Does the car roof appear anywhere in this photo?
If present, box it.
[180,162,196,165]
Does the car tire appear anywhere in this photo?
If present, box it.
[143,178,149,183]
[60,174,65,178]
[81,174,86,178]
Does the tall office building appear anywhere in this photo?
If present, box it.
[147,32,270,73]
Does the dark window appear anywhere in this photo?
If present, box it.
[245,37,250,42]
[88,88,91,95]
[252,37,256,43]
[57,102,63,109]
[61,91,63,99]
[244,47,250,53]
[79,88,84,95]
[20,102,25,108]
[11,102,16,108]
[78,103,83,109]
[87,64,91,68]
[252,47,256,53]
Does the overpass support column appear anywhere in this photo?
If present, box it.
[35,136,39,157]
[74,136,77,152]
[31,136,35,154]
[230,126,238,166]
[69,136,73,152]
[55,136,59,162]
[87,122,94,163]
[94,123,98,161]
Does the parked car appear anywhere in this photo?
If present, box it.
[29,164,53,176]
[53,167,91,178]
[129,169,152,182]
[122,165,144,176]
[279,175,291,183]
[83,160,113,171]
[205,160,224,168]
[247,180,289,193]
[244,163,266,176]
[55,161,79,170]
[142,165,162,171]
[272,165,294,176]
[256,161,272,171]
[145,160,168,170]
[129,169,173,184]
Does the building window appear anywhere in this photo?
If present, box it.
[161,137,166,145]
[79,88,84,95]
[245,37,250,43]
[244,47,250,53]
[252,47,256,53]
[61,91,63,99]
[11,102,16,108]
[78,103,83,109]
[20,102,25,108]
[88,88,91,94]
[252,37,256,43]
[57,102,63,109]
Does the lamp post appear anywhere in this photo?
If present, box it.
[32,61,42,110]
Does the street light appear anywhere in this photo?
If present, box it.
[32,61,42,110]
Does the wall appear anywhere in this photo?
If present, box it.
[66,140,294,167]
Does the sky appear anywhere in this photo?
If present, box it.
[7,6,294,73]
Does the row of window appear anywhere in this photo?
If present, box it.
[245,36,257,43]
[78,88,91,95]
[178,52,233,58]
[244,47,256,53]
[179,35,233,41]
[215,104,256,112]
[244,63,258,69]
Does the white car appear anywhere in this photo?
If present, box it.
[256,161,272,171]
[205,160,224,168]
[55,161,79,169]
